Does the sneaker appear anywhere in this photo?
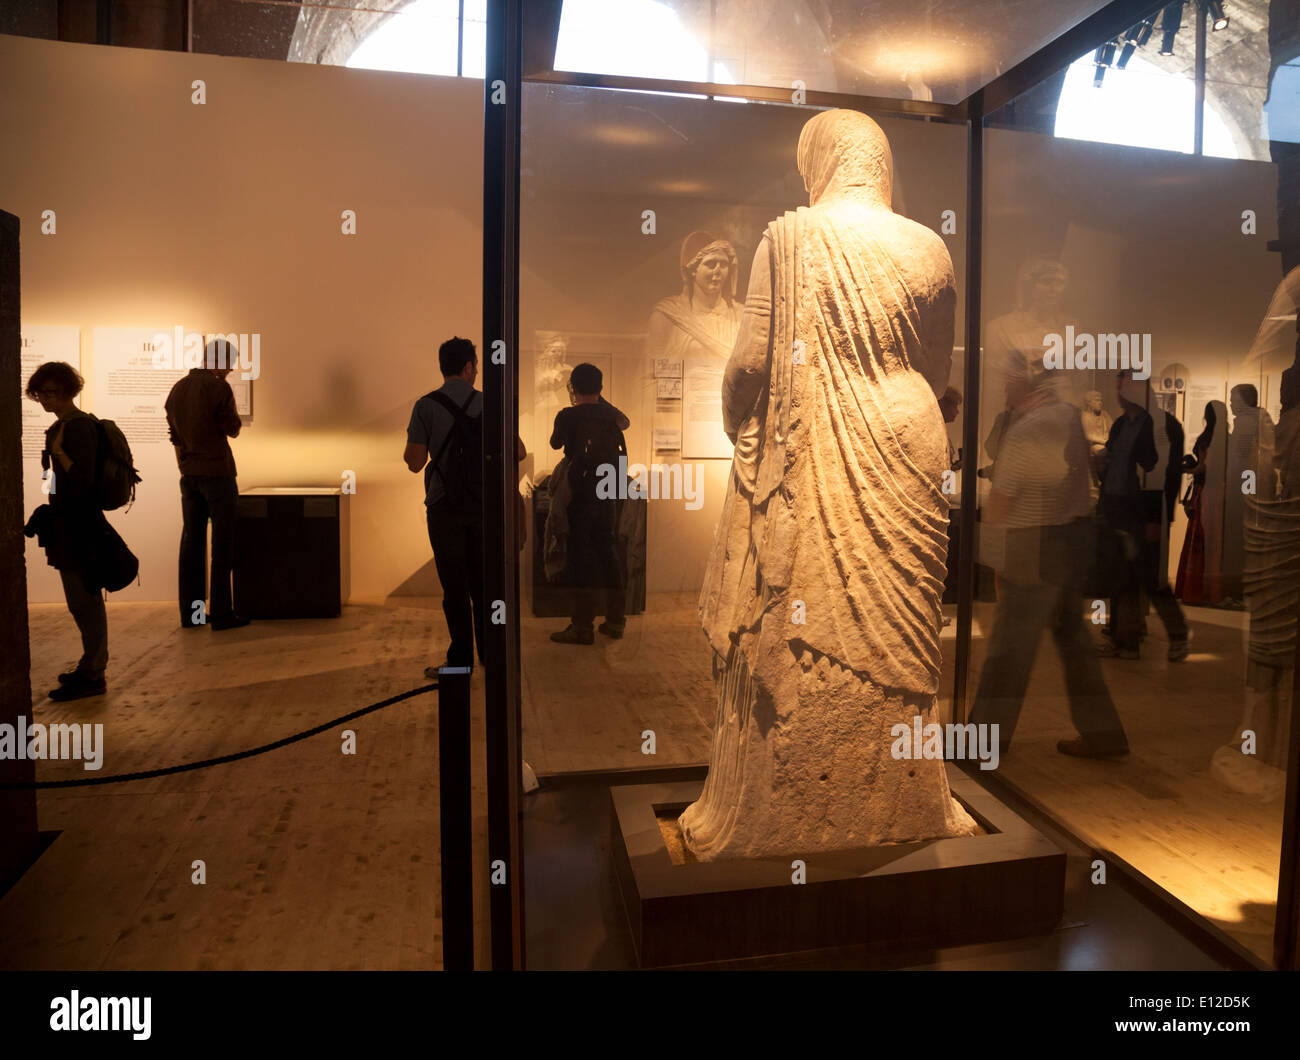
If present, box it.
[1168,634,1191,662]
[1057,738,1129,760]
[56,670,81,685]
[597,621,625,640]
[550,624,594,645]
[48,677,106,702]
[1097,639,1139,660]
[210,614,251,631]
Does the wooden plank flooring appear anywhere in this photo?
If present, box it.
[965,601,1282,964]
[524,592,1286,965]
[6,587,1283,968]
[2,597,485,970]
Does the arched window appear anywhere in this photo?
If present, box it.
[341,0,734,87]
[345,0,486,78]
[1054,50,1239,158]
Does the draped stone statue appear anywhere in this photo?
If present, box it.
[679,110,977,860]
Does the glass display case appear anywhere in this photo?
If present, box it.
[5,0,1299,978]
[478,0,1300,970]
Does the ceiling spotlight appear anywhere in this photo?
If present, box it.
[1093,43,1114,87]
[1159,1,1183,55]
[1125,20,1154,46]
[1207,0,1228,30]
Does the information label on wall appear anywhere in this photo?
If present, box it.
[682,358,732,460]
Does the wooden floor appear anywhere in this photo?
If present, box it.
[3,597,489,971]
[966,601,1284,964]
[521,592,715,774]
[6,587,1283,968]
[523,593,1285,965]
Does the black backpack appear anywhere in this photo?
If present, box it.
[429,390,483,514]
[568,408,627,501]
[90,414,141,511]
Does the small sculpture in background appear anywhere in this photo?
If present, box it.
[645,231,742,368]
[1080,389,1112,501]
[534,330,573,403]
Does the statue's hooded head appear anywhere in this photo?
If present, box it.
[797,109,893,208]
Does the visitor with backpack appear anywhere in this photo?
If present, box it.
[24,361,139,701]
[165,339,249,631]
[404,336,485,672]
[549,363,630,645]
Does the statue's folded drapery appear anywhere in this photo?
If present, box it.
[700,206,952,699]
[681,109,975,860]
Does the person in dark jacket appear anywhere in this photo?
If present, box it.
[1097,370,1189,660]
[25,361,109,701]
[549,363,630,645]
[165,339,248,631]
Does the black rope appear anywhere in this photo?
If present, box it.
[0,682,438,790]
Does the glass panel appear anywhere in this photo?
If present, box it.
[991,8,1198,155]
[518,80,968,964]
[1204,0,1299,161]
[550,0,1115,103]
[978,14,1294,962]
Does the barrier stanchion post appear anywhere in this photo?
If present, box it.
[438,665,474,971]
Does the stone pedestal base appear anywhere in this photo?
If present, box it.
[611,769,1064,967]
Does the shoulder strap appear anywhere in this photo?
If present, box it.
[428,389,478,472]
[430,389,476,421]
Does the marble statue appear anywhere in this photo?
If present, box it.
[679,109,977,861]
[985,259,1074,396]
[1080,389,1112,501]
[534,331,573,401]
[642,231,743,457]
[646,231,743,367]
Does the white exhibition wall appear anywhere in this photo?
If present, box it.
[3,33,483,603]
[5,30,1288,607]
